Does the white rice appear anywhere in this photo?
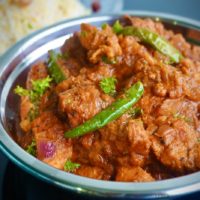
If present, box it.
[0,0,89,54]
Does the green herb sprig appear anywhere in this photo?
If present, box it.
[99,77,117,96]
[64,160,80,172]
[14,76,52,103]
[14,76,52,120]
[26,140,36,156]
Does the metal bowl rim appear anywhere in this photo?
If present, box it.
[0,11,200,198]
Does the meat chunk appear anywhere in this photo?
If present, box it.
[32,112,72,169]
[56,65,114,94]
[71,116,151,181]
[137,95,164,126]
[61,34,87,65]
[194,145,200,169]
[61,34,87,76]
[20,96,33,121]
[75,165,109,180]
[151,120,200,172]
[152,98,200,173]
[191,46,200,62]
[170,33,200,62]
[79,23,122,63]
[125,119,151,166]
[59,84,113,127]
[100,117,151,167]
[157,98,198,125]
[26,62,48,89]
[118,34,155,67]
[57,66,114,127]
[116,167,154,182]
[184,74,200,101]
[97,115,131,160]
[180,60,200,101]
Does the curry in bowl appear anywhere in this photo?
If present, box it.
[14,16,200,182]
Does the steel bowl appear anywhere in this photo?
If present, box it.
[0,11,200,199]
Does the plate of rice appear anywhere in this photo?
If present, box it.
[0,0,123,55]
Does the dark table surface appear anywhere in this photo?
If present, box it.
[0,0,200,200]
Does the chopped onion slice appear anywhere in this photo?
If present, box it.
[37,140,56,159]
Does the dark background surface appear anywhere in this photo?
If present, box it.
[0,0,200,199]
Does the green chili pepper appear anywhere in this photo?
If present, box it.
[65,81,144,138]
[112,21,183,63]
[48,50,67,83]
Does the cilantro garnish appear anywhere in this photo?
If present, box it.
[14,76,52,103]
[14,76,52,120]
[26,140,36,156]
[99,77,117,96]
[64,160,80,172]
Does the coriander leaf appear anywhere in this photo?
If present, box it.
[29,90,39,103]
[99,77,117,96]
[64,160,80,172]
[26,140,36,156]
[14,76,52,103]
[102,55,117,64]
[14,86,30,97]
[32,76,52,96]
[14,76,52,120]
[128,107,143,118]
[112,20,123,34]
